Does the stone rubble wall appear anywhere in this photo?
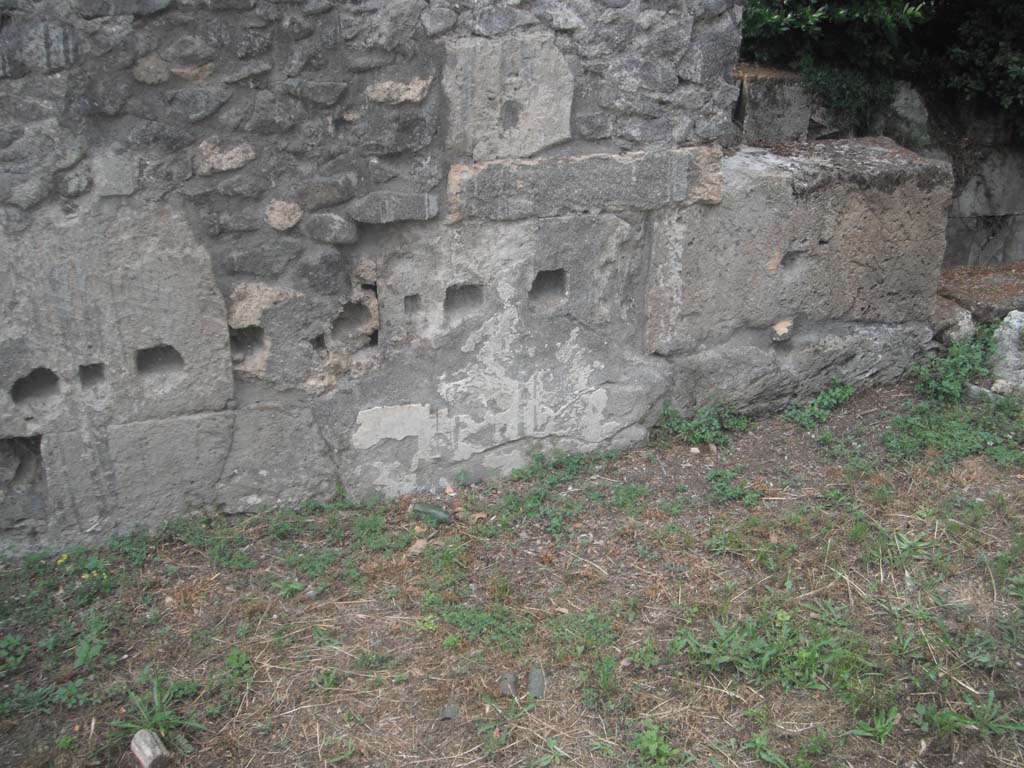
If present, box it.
[0,0,951,554]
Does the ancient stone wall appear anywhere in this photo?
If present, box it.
[735,66,1022,267]
[0,0,951,554]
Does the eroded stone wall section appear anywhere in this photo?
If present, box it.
[0,0,952,554]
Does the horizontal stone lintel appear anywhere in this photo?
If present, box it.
[447,147,724,222]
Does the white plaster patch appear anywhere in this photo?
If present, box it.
[349,309,636,494]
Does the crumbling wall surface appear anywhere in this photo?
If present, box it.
[0,0,950,554]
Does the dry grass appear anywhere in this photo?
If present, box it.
[2,383,1024,768]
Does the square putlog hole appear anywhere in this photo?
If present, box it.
[78,363,105,388]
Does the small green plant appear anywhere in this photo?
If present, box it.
[476,695,534,756]
[547,610,615,659]
[741,730,791,768]
[271,578,305,600]
[73,613,107,670]
[314,669,342,690]
[912,327,994,405]
[112,678,205,739]
[531,738,566,767]
[705,469,762,508]
[785,378,855,429]
[659,404,748,446]
[631,720,694,767]
[848,706,899,744]
[224,647,253,680]
[353,650,394,671]
[440,604,532,651]
[611,483,650,515]
[0,634,29,677]
[53,679,97,709]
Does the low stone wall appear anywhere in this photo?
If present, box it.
[734,66,1022,267]
[0,2,951,554]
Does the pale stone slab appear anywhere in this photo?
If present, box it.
[444,32,573,161]
[448,147,723,221]
[0,203,233,437]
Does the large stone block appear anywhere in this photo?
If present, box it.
[670,322,933,414]
[215,406,339,514]
[448,147,723,221]
[444,32,573,161]
[0,203,233,436]
[646,140,952,356]
[0,412,234,556]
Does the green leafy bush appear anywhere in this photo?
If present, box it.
[920,0,1024,112]
[742,2,927,71]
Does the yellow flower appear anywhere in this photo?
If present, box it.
[55,554,68,566]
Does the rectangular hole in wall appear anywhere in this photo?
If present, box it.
[403,294,421,315]
[528,268,567,304]
[444,284,484,323]
[135,344,184,375]
[78,363,105,388]
[229,326,265,362]
[0,435,43,489]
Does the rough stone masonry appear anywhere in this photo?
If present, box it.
[0,0,952,555]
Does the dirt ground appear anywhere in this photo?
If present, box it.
[2,381,1024,768]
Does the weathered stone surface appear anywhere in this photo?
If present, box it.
[78,0,171,18]
[366,76,433,105]
[421,6,457,36]
[215,407,338,514]
[0,203,233,437]
[0,0,957,554]
[194,139,256,175]
[670,322,933,414]
[444,33,573,161]
[738,68,810,145]
[991,310,1024,395]
[220,236,304,276]
[677,8,741,85]
[885,81,931,148]
[265,199,303,231]
[348,191,438,223]
[295,175,358,210]
[168,86,231,122]
[939,262,1024,323]
[40,412,233,548]
[932,296,976,344]
[449,147,723,221]
[304,212,358,244]
[646,141,952,355]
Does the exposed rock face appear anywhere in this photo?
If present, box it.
[0,0,953,554]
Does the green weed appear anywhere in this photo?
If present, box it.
[111,678,205,739]
[785,378,855,430]
[631,720,694,767]
[705,469,762,508]
[659,404,748,446]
